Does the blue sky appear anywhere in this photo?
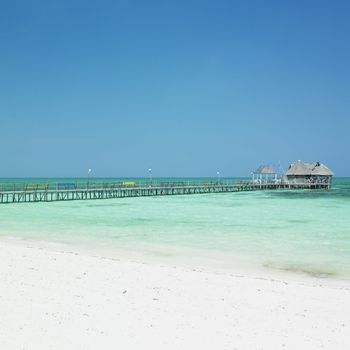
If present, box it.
[1,0,349,177]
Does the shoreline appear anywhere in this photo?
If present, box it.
[2,234,350,288]
[1,237,350,349]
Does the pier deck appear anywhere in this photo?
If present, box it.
[0,180,331,204]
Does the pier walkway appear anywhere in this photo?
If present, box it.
[0,180,331,204]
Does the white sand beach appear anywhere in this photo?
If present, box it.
[0,238,349,350]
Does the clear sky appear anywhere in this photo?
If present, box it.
[1,0,349,177]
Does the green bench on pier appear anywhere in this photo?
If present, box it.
[24,183,49,191]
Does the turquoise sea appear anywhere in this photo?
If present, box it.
[0,177,349,278]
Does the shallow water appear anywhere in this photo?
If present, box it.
[0,177,349,278]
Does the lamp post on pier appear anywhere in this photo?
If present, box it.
[148,168,152,187]
[87,169,92,189]
[217,171,220,185]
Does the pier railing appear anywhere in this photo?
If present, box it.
[0,179,235,193]
[0,179,332,204]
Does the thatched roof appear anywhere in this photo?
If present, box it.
[285,161,334,176]
[254,165,275,174]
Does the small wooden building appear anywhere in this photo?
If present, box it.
[284,161,334,185]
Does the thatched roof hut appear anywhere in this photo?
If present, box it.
[252,165,277,183]
[284,161,334,184]
[253,165,275,174]
[285,161,334,177]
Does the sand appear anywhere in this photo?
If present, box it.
[0,238,349,350]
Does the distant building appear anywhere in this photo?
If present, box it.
[284,161,334,185]
[252,165,277,183]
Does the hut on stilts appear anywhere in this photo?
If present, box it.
[283,160,334,187]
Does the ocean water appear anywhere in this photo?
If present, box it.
[0,177,349,278]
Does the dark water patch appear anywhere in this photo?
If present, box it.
[52,203,125,209]
[287,219,312,224]
[268,190,337,200]
[85,202,130,208]
[264,261,339,278]
[53,204,84,209]
[178,220,197,224]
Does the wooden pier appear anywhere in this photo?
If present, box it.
[0,180,331,204]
